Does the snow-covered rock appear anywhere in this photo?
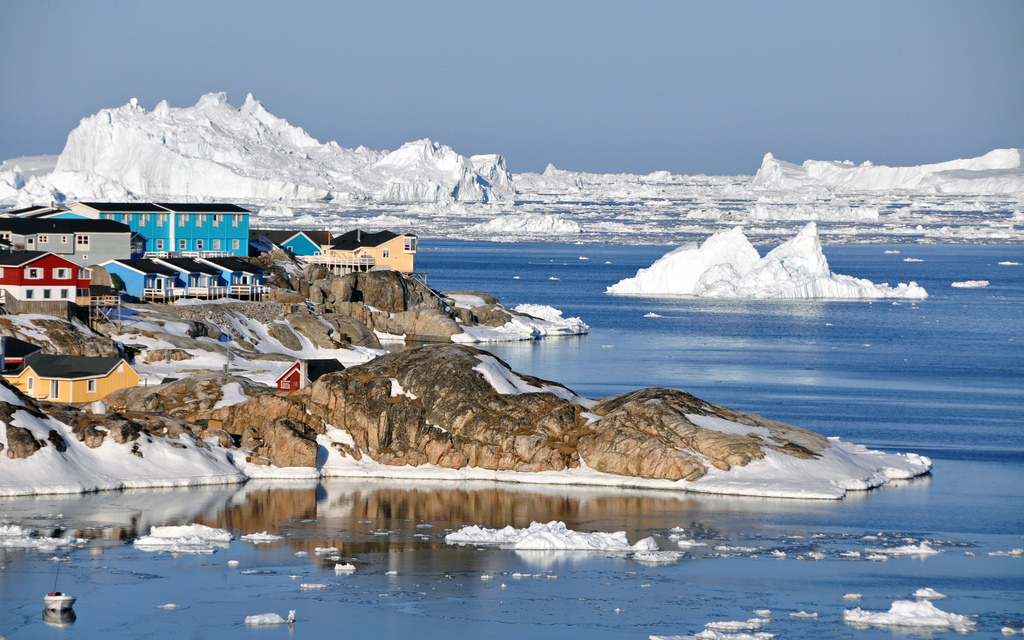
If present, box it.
[40,93,512,204]
[607,222,928,299]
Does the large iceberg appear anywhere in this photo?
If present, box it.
[607,222,928,299]
[751,149,1024,194]
[40,93,514,204]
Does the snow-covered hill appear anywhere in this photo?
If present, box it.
[8,93,514,205]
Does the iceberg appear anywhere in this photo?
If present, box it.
[607,222,928,299]
[843,600,975,631]
[38,93,513,204]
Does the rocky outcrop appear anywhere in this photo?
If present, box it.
[105,374,271,418]
[0,316,121,358]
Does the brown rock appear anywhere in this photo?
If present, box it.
[5,425,42,459]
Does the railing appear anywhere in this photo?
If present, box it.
[188,286,230,299]
[145,250,234,259]
[143,287,187,301]
[303,254,376,269]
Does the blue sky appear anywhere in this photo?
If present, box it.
[2,0,1021,175]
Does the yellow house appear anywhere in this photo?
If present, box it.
[3,353,141,404]
[322,229,418,272]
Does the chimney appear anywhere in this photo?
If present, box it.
[356,230,361,243]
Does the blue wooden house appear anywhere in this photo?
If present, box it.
[196,256,265,300]
[249,230,331,256]
[100,258,186,301]
[153,257,229,299]
[68,202,250,257]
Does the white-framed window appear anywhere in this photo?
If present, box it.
[27,377,34,392]
[87,379,96,393]
[179,214,188,227]
[38,235,48,243]
[196,214,205,228]
[157,214,166,227]
[50,380,59,398]
[179,239,187,250]
[155,239,165,251]
[141,214,150,226]
[60,235,68,244]
[213,214,221,228]
[25,289,34,299]
[43,289,51,299]
[78,267,91,279]
[213,239,221,250]
[232,239,240,250]
[26,267,41,279]
[26,238,34,248]
[60,289,68,299]
[196,239,204,250]
[232,214,241,228]
[77,235,90,249]
[404,237,418,252]
[53,268,70,279]
[382,248,390,259]
[0,232,10,241]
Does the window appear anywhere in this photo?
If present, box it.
[78,267,91,279]
[77,235,90,249]
[0,267,3,277]
[141,214,150,226]
[25,289,34,299]
[179,214,188,227]
[404,237,418,252]
[43,289,51,299]
[50,380,59,398]
[60,289,68,299]
[196,239,204,250]
[0,232,10,241]
[213,214,221,228]
[155,239,165,251]
[27,377,34,392]
[157,214,166,227]
[232,214,240,228]
[38,235,48,243]
[213,239,221,250]
[26,268,41,279]
[196,214,204,228]
[54,268,70,279]
[179,239,187,250]
[281,380,291,390]
[26,238,34,248]
[60,235,68,244]
[232,239,240,250]
[87,379,96,393]
[382,248,390,259]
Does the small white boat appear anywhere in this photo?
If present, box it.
[43,592,76,611]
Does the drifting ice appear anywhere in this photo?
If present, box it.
[607,222,928,299]
[843,600,975,631]
[446,520,658,552]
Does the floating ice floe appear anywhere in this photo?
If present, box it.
[843,600,975,631]
[988,548,1024,557]
[300,583,329,590]
[705,618,769,631]
[999,261,1022,266]
[951,280,990,288]
[334,563,356,573]
[865,541,942,557]
[843,593,863,600]
[913,587,947,600]
[607,223,927,299]
[446,520,657,553]
[244,610,295,626]
[133,524,232,554]
[240,531,283,544]
[789,611,818,618]
[155,603,178,609]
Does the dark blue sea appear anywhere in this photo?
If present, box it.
[0,241,1021,639]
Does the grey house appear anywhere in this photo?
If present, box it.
[0,218,132,267]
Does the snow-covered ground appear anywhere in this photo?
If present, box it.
[1,93,1020,246]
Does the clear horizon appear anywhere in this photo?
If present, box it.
[1,1,1022,175]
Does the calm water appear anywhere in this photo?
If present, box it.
[0,241,1021,639]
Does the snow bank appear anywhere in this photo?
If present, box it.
[452,304,588,343]
[843,600,975,631]
[29,93,512,204]
[752,148,1024,194]
[445,520,657,552]
[607,223,928,299]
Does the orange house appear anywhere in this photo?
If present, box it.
[322,230,418,272]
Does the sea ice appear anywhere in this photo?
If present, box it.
[244,610,296,626]
[241,531,283,544]
[951,280,990,288]
[912,588,947,599]
[607,223,928,299]
[843,600,975,631]
[445,520,657,552]
[134,524,232,553]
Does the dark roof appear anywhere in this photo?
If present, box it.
[306,359,345,382]
[0,218,131,234]
[22,352,127,379]
[1,337,43,360]
[2,206,61,217]
[155,258,222,275]
[77,202,167,212]
[199,256,262,274]
[330,229,400,251]
[0,250,48,266]
[156,203,249,213]
[250,230,332,247]
[105,258,180,277]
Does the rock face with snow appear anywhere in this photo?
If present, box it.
[46,93,514,203]
[751,148,1024,194]
[607,222,928,299]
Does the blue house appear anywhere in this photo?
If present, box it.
[196,256,265,300]
[68,202,250,258]
[248,230,331,256]
[153,257,229,299]
[101,258,185,302]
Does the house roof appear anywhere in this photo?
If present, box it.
[1,337,43,360]
[0,218,131,234]
[199,256,262,274]
[103,258,180,277]
[155,203,249,213]
[2,206,62,217]
[155,257,222,276]
[75,202,167,212]
[0,250,48,267]
[306,358,346,381]
[251,230,332,247]
[21,352,129,380]
[329,229,405,251]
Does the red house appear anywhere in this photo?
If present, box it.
[0,251,89,303]
[275,359,346,391]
